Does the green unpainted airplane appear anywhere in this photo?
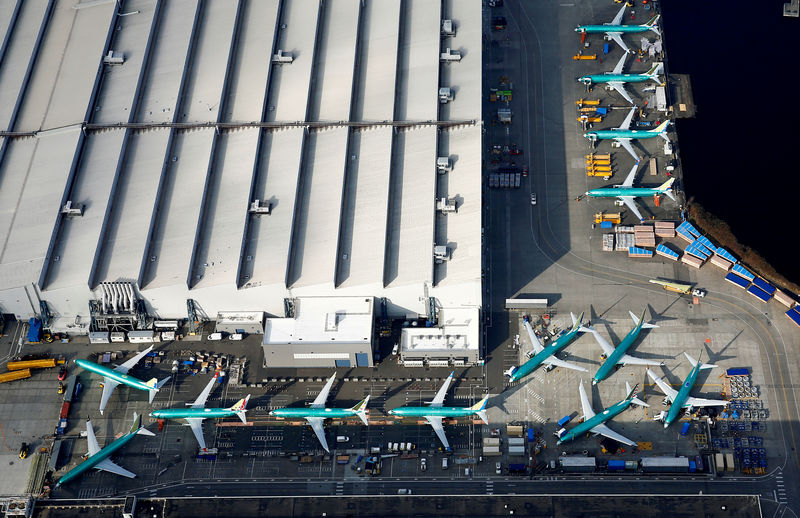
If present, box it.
[648,351,729,428]
[587,309,663,385]
[505,312,590,384]
[149,372,250,451]
[556,381,647,446]
[583,106,670,162]
[578,53,663,105]
[388,371,488,451]
[55,413,154,486]
[584,161,675,222]
[575,6,660,53]
[75,345,170,414]
[269,373,369,452]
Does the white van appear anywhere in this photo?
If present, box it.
[336,436,349,443]
[442,457,448,470]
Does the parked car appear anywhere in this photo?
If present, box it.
[496,461,502,475]
[531,193,537,205]
[420,458,427,471]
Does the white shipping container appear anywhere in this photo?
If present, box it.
[508,446,526,455]
[110,332,125,343]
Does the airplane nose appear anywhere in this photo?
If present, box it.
[664,422,669,429]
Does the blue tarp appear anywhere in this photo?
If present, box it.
[27,318,42,343]
[697,236,717,254]
[628,247,653,257]
[725,272,750,289]
[677,221,701,238]
[752,277,776,295]
[715,247,737,264]
[785,308,800,327]
[656,244,679,259]
[726,368,749,376]
[685,245,707,260]
[747,285,771,302]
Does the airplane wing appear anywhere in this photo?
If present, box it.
[610,5,626,26]
[578,382,595,419]
[430,372,454,407]
[184,418,207,450]
[608,33,630,54]
[617,107,636,131]
[619,354,664,366]
[543,355,588,372]
[591,423,637,446]
[618,196,644,222]
[190,374,218,409]
[608,82,634,104]
[305,417,329,452]
[621,162,638,187]
[93,458,137,479]
[311,374,337,408]
[523,320,545,355]
[85,421,101,456]
[615,139,639,162]
[611,53,627,75]
[647,369,678,403]
[424,416,450,450]
[99,378,121,414]
[114,345,153,375]
[685,396,729,409]
[587,328,615,357]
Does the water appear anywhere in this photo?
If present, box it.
[659,1,800,284]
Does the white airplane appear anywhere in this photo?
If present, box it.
[647,351,729,428]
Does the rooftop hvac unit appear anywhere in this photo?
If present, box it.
[439,87,453,104]
[402,360,424,367]
[434,245,450,263]
[103,50,124,65]
[441,19,455,36]
[436,157,452,173]
[60,201,84,217]
[249,199,272,215]
[428,360,450,367]
[436,197,457,213]
[440,48,462,62]
[272,50,294,64]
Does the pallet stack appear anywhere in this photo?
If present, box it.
[633,225,655,248]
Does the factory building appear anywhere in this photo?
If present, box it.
[0,0,482,366]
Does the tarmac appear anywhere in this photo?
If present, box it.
[0,1,799,517]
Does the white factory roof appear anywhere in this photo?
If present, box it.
[263,296,373,345]
[0,0,483,325]
[400,307,480,353]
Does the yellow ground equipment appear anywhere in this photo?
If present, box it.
[0,369,32,384]
[575,99,601,106]
[594,212,622,224]
[7,358,56,371]
[572,53,597,60]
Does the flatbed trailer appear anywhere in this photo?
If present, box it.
[7,359,56,370]
[0,369,32,383]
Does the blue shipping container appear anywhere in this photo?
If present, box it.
[557,415,571,427]
[680,422,690,436]
[595,107,608,115]
[600,221,612,229]
[726,368,749,376]
[27,318,42,343]
[528,428,534,442]
[689,461,696,473]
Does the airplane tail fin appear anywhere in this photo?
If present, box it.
[146,376,171,403]
[684,350,716,370]
[629,310,658,329]
[657,177,676,201]
[230,394,250,424]
[351,395,370,426]
[570,312,586,333]
[130,412,155,437]
[645,15,660,34]
[625,382,649,408]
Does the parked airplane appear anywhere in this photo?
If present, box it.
[578,53,663,104]
[269,373,369,452]
[575,6,660,54]
[504,313,589,384]
[150,373,250,451]
[75,345,170,414]
[584,161,675,222]
[556,381,647,446]
[55,413,154,486]
[388,371,488,451]
[583,106,670,162]
[647,351,730,428]
[587,310,664,385]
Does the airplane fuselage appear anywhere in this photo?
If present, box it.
[270,407,355,420]
[56,430,138,486]
[389,406,476,419]
[557,399,631,445]
[151,407,237,420]
[576,25,651,34]
[580,73,652,85]
[586,186,662,198]
[585,128,661,141]
[593,322,644,383]
[75,359,152,392]
[509,329,582,383]
[665,364,701,426]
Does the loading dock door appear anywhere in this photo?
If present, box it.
[335,360,351,368]
[355,353,369,367]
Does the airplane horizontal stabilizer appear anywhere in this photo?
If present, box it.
[352,395,370,426]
